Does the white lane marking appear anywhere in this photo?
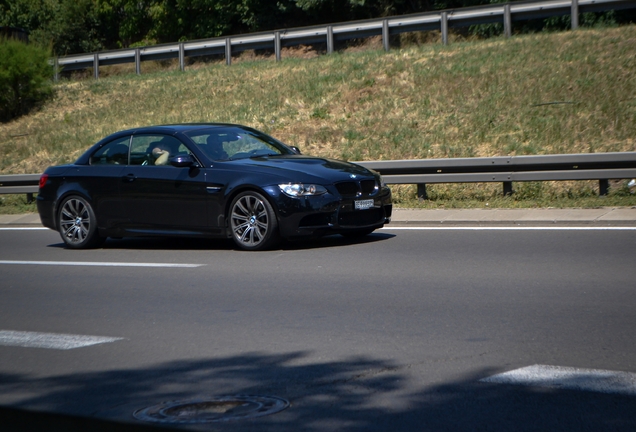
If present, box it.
[382,226,636,230]
[0,227,49,230]
[0,330,123,350]
[4,226,635,231]
[0,260,204,268]
[480,365,636,396]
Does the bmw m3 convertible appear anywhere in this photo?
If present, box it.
[37,124,392,250]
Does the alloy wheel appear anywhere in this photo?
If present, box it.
[58,196,104,249]
[230,192,278,250]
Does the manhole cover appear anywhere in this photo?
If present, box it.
[133,395,289,424]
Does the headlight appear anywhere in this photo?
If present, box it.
[278,183,328,197]
[370,169,386,188]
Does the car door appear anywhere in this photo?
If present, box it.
[119,134,209,232]
[82,136,130,229]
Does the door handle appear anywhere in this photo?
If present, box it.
[123,173,136,182]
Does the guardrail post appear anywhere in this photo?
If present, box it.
[503,181,513,196]
[93,53,99,79]
[382,19,390,52]
[225,38,232,65]
[599,179,609,196]
[571,0,579,29]
[179,43,185,71]
[275,32,281,61]
[441,12,449,45]
[504,4,512,38]
[135,49,141,75]
[417,184,428,200]
[54,57,59,82]
[327,26,334,54]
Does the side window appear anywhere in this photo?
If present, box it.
[130,135,190,166]
[90,137,130,165]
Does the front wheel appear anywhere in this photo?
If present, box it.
[229,191,280,251]
[58,196,105,249]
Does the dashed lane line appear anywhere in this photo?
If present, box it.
[480,364,636,396]
[0,260,204,268]
[0,330,124,350]
[0,227,48,230]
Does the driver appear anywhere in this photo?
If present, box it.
[148,138,176,165]
[205,134,229,160]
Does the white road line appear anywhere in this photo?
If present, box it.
[0,330,123,350]
[382,226,636,230]
[0,227,48,230]
[3,226,635,231]
[480,365,636,396]
[0,260,204,268]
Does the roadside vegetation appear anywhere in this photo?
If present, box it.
[4,0,630,57]
[0,25,635,213]
[0,39,54,122]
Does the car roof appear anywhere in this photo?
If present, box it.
[117,123,246,135]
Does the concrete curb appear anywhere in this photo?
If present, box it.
[0,213,43,227]
[389,207,636,227]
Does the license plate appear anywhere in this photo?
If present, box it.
[354,199,374,210]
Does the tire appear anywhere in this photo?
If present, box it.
[229,191,280,251]
[58,196,105,249]
[340,228,375,238]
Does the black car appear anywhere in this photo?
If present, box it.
[37,124,392,250]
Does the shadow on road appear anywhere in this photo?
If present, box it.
[1,351,635,431]
[45,232,395,252]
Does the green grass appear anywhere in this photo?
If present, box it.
[0,194,38,214]
[1,25,635,213]
[391,181,636,209]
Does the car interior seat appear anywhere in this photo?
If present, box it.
[108,144,130,165]
[202,135,229,160]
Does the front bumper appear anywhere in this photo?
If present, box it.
[266,185,392,239]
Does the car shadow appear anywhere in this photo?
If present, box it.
[280,232,395,251]
[46,238,235,251]
[46,232,395,252]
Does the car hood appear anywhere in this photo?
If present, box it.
[228,155,378,183]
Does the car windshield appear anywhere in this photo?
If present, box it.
[185,127,293,161]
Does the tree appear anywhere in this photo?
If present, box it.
[0,38,54,121]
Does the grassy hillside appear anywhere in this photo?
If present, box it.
[1,25,635,209]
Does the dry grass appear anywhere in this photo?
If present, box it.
[1,25,635,207]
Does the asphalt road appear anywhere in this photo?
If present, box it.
[0,227,635,431]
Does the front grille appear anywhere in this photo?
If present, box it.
[335,179,378,198]
[335,181,358,197]
[338,208,384,227]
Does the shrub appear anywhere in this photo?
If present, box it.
[0,39,54,122]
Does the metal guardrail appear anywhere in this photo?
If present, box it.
[52,0,636,80]
[0,174,40,202]
[356,152,636,197]
[2,153,635,201]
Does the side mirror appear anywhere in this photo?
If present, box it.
[170,154,197,167]
[290,146,302,155]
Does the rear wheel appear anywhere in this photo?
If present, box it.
[58,196,105,249]
[229,191,280,251]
